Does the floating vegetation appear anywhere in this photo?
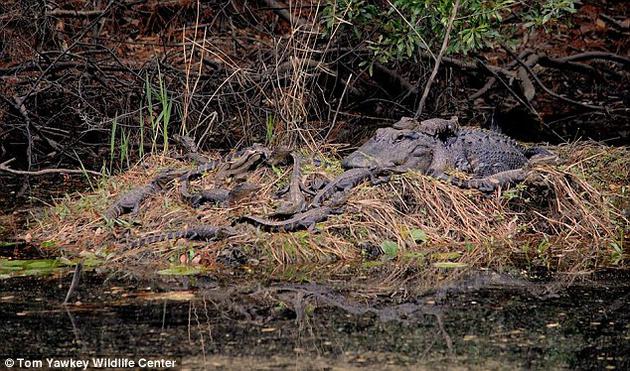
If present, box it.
[0,259,65,278]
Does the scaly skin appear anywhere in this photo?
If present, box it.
[104,182,161,220]
[241,206,332,232]
[129,225,236,248]
[173,133,211,164]
[272,153,306,216]
[343,119,557,192]
[342,128,438,172]
[216,144,273,179]
[181,179,259,207]
[310,168,375,207]
[393,116,460,137]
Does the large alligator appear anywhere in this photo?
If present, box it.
[342,117,556,191]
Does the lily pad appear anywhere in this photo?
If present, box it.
[0,259,65,278]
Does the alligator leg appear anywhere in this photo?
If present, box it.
[525,147,559,165]
[446,169,526,192]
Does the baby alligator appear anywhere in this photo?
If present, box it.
[104,182,161,220]
[310,168,376,207]
[241,206,333,232]
[129,225,236,248]
[271,152,306,216]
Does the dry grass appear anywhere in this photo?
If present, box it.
[27,142,628,275]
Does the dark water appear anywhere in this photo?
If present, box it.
[1,270,629,370]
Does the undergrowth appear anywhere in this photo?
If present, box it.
[25,142,629,279]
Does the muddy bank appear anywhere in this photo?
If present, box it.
[1,270,629,369]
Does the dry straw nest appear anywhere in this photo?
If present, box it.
[29,142,628,273]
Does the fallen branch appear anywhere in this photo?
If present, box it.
[556,51,630,66]
[470,50,534,100]
[537,55,603,77]
[516,53,539,101]
[599,14,629,32]
[48,9,104,18]
[0,158,102,177]
[502,45,607,111]
[372,62,415,95]
[469,77,496,100]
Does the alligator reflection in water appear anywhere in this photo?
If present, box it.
[1,272,628,369]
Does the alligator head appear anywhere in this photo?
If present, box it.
[342,127,436,172]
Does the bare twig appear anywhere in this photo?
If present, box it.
[0,158,102,177]
[20,1,115,103]
[502,45,607,111]
[469,77,496,100]
[537,55,604,77]
[326,73,353,142]
[63,261,83,305]
[415,0,460,117]
[476,59,540,119]
[470,50,533,100]
[13,96,33,170]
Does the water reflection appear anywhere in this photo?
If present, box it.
[1,271,628,369]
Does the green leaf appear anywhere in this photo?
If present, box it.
[409,228,428,243]
[380,240,398,258]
